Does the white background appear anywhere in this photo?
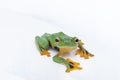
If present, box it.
[0,0,120,80]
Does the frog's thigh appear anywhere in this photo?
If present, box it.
[53,55,70,69]
[35,36,49,50]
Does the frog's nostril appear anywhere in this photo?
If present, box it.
[54,46,59,51]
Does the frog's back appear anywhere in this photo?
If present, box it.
[42,33,51,39]
[42,32,72,41]
[51,32,65,37]
[42,32,64,37]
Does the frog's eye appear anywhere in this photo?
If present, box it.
[74,38,79,43]
[55,37,60,43]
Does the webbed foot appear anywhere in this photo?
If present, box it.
[66,58,82,72]
[41,50,51,57]
[76,49,94,59]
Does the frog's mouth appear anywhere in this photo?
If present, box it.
[54,46,77,53]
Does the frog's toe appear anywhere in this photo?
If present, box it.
[66,58,80,65]
[76,49,94,59]
[41,50,51,57]
[66,58,82,72]
[76,49,84,57]
[83,54,89,59]
[83,53,94,59]
[88,53,94,57]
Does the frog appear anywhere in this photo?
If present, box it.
[35,32,94,72]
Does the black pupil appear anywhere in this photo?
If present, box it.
[55,39,59,42]
[75,39,79,42]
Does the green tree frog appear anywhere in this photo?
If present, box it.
[35,32,94,72]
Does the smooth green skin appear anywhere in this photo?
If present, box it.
[35,32,89,70]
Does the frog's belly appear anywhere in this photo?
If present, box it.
[59,47,77,53]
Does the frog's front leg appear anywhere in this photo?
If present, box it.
[53,53,82,72]
[76,40,94,59]
[35,36,51,57]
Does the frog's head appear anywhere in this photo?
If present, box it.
[53,36,79,53]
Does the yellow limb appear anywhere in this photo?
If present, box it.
[76,49,94,59]
[76,40,94,59]
[66,58,82,72]
[40,50,51,57]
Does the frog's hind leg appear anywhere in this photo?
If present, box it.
[35,36,51,57]
[53,54,82,72]
[65,58,82,72]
